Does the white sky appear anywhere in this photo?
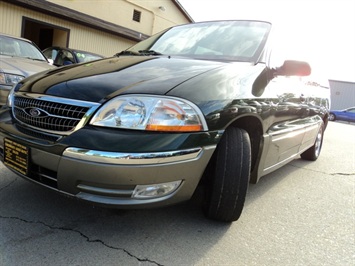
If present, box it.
[178,0,355,82]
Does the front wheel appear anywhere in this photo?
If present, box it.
[329,113,336,121]
[300,123,324,161]
[203,127,251,222]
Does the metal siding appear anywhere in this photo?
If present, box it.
[329,80,355,109]
[0,2,23,36]
[1,2,135,57]
[46,0,190,35]
[1,0,190,57]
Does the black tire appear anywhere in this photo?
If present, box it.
[329,113,336,121]
[203,127,251,222]
[300,123,324,161]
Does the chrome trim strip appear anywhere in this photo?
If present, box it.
[21,94,100,108]
[63,146,215,165]
[77,184,133,196]
[39,173,57,182]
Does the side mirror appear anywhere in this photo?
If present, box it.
[275,60,311,76]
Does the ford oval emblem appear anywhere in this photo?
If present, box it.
[29,108,41,117]
[24,107,49,118]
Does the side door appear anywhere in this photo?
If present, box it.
[338,108,355,122]
[298,80,330,152]
[261,39,310,170]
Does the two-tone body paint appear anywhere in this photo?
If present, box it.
[0,54,329,207]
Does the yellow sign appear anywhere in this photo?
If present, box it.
[4,138,28,175]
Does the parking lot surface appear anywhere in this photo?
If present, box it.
[0,121,354,266]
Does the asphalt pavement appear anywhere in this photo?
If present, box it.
[0,121,354,266]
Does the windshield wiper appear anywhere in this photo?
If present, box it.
[115,50,141,56]
[115,50,162,57]
[138,50,162,55]
[25,57,46,62]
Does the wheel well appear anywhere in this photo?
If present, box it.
[230,116,263,182]
[323,115,329,129]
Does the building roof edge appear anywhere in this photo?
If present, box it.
[172,0,194,23]
[4,0,150,41]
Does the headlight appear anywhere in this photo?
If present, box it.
[0,72,24,86]
[6,83,20,107]
[90,95,208,132]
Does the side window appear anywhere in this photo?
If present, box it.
[268,40,290,70]
[62,50,75,64]
[267,28,309,70]
[43,48,58,61]
[268,49,284,70]
[265,35,306,99]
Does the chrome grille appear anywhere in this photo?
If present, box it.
[13,96,92,133]
[15,124,61,142]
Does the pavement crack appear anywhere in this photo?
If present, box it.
[330,172,355,176]
[289,163,327,175]
[0,215,163,266]
[0,178,18,192]
[289,163,355,177]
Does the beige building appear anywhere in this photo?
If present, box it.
[0,0,193,56]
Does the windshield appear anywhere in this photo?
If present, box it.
[126,20,271,62]
[75,51,103,63]
[0,35,47,61]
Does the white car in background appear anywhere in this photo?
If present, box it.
[0,34,55,106]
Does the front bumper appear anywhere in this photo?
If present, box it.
[59,146,215,207]
[0,110,218,208]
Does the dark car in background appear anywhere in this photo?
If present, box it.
[0,34,55,106]
[43,46,104,67]
[329,107,355,122]
[0,20,330,222]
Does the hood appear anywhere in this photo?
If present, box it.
[0,55,54,77]
[19,56,226,102]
